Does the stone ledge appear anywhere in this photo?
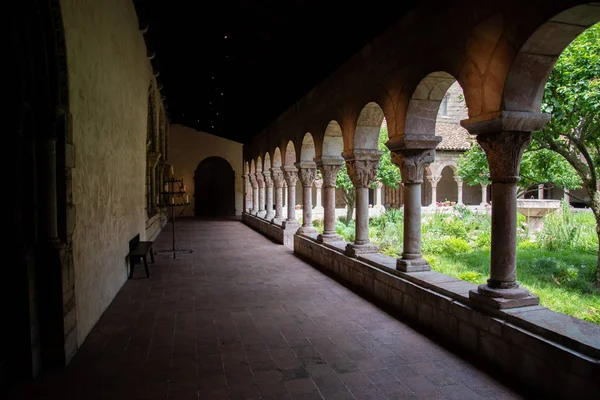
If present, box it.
[293,234,600,398]
[243,212,295,249]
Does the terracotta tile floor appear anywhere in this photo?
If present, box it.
[14,220,527,400]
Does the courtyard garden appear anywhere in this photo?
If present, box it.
[312,202,600,324]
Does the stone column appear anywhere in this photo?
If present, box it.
[391,149,437,272]
[271,168,285,223]
[283,182,288,208]
[344,150,382,257]
[461,111,546,308]
[264,170,274,220]
[256,173,266,218]
[243,174,252,213]
[250,173,259,215]
[297,163,317,234]
[317,161,343,243]
[455,176,464,205]
[373,181,386,215]
[282,166,299,229]
[427,175,440,207]
[480,183,488,206]
[313,179,324,218]
[147,151,161,214]
[538,184,544,199]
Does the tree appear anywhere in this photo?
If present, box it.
[458,23,600,284]
[336,122,402,222]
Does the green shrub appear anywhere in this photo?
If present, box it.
[474,231,491,250]
[537,202,598,254]
[443,237,471,255]
[422,235,470,255]
[335,219,355,242]
[518,240,540,250]
[458,270,483,283]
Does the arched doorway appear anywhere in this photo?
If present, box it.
[194,157,235,217]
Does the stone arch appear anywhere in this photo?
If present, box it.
[256,156,263,172]
[405,71,461,135]
[284,141,296,166]
[438,166,458,203]
[264,152,271,170]
[322,120,343,158]
[354,102,385,150]
[272,147,282,168]
[250,159,256,174]
[300,133,316,162]
[503,5,600,112]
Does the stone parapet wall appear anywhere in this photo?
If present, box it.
[145,213,168,242]
[294,234,600,398]
[242,213,295,249]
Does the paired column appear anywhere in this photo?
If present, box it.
[317,159,343,243]
[264,170,274,220]
[250,173,259,215]
[373,181,386,215]
[427,175,440,207]
[271,167,285,223]
[344,150,382,257]
[455,176,464,205]
[282,166,299,229]
[461,111,546,308]
[297,163,317,234]
[391,148,437,272]
[256,173,266,218]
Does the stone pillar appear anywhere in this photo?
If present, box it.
[391,148,437,272]
[480,183,488,206]
[256,173,266,218]
[427,175,441,207]
[147,151,161,214]
[538,184,544,199]
[243,174,252,212]
[373,181,386,215]
[282,166,299,229]
[264,170,274,220]
[461,111,546,308]
[283,182,288,208]
[313,179,324,218]
[271,168,285,223]
[455,176,464,205]
[317,160,343,243]
[297,163,317,234]
[250,173,259,215]
[344,150,382,257]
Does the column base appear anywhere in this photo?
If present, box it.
[251,210,259,216]
[257,211,267,218]
[317,233,343,244]
[282,220,299,230]
[345,242,379,258]
[271,217,284,226]
[372,205,386,215]
[265,212,275,220]
[396,256,431,272]
[297,225,317,235]
[469,284,539,309]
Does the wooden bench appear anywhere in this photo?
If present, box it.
[128,234,154,279]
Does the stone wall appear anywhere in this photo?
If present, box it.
[294,234,600,398]
[62,0,154,345]
[170,125,244,216]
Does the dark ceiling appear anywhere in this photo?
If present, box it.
[138,0,416,144]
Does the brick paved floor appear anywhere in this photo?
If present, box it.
[14,220,526,400]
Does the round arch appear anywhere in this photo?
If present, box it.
[264,152,271,170]
[300,133,316,162]
[322,120,343,158]
[354,102,385,150]
[273,148,282,168]
[284,141,296,166]
[194,157,235,217]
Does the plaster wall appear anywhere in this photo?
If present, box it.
[170,125,244,216]
[62,0,152,345]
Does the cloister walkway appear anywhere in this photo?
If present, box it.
[15,220,527,400]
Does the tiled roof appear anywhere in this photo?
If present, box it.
[435,122,473,151]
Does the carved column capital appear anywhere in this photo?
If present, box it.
[271,168,284,188]
[256,172,265,188]
[263,171,273,188]
[298,168,316,188]
[391,149,435,184]
[477,132,531,183]
[427,175,441,186]
[318,164,342,188]
[314,179,323,189]
[343,150,382,189]
[249,173,258,189]
[282,166,298,187]
[375,181,383,189]
[454,176,463,185]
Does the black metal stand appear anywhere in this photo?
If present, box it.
[156,178,193,259]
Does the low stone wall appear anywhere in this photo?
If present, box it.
[145,213,168,241]
[242,213,295,248]
[294,234,600,398]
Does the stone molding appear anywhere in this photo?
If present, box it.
[147,151,161,168]
[271,168,284,188]
[263,170,273,188]
[283,169,298,187]
[477,131,531,183]
[460,111,550,136]
[343,150,382,188]
[314,179,323,189]
[255,172,265,188]
[426,175,441,186]
[298,168,316,188]
[391,149,435,184]
[249,173,258,189]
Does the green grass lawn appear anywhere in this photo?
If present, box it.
[425,250,600,324]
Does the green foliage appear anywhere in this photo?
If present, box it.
[376,125,402,188]
[537,202,598,254]
[474,231,491,250]
[312,219,324,234]
[335,219,355,242]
